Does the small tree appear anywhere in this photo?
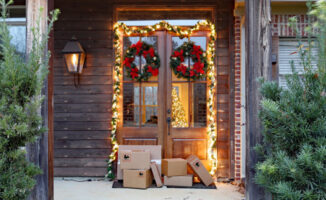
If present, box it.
[0,1,59,199]
[255,1,326,200]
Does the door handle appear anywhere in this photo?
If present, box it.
[167,117,171,136]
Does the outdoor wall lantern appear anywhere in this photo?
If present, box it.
[62,36,86,87]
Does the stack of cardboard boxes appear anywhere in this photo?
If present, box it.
[162,158,193,187]
[118,145,214,189]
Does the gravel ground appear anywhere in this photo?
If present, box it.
[54,178,244,200]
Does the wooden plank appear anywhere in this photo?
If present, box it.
[54,121,110,131]
[54,94,112,104]
[54,158,107,167]
[272,36,279,81]
[26,0,49,199]
[54,148,111,158]
[54,139,110,149]
[54,30,112,40]
[54,66,112,76]
[54,85,112,95]
[54,131,109,140]
[54,113,110,122]
[54,167,107,177]
[54,76,112,85]
[54,104,112,113]
[245,0,272,199]
[48,0,54,198]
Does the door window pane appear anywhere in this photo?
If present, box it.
[192,83,207,127]
[141,83,158,127]
[141,37,158,81]
[171,83,189,128]
[123,83,140,127]
[172,37,189,81]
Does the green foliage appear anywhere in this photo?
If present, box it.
[0,1,59,199]
[255,2,326,199]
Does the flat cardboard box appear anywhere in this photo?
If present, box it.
[187,155,214,186]
[164,175,193,187]
[150,162,163,187]
[117,145,162,180]
[119,150,150,170]
[162,158,187,176]
[123,169,153,189]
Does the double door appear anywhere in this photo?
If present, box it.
[118,30,210,166]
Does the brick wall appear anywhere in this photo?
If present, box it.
[233,14,315,181]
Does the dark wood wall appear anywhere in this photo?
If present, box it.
[53,0,234,177]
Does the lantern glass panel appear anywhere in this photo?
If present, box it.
[64,53,85,74]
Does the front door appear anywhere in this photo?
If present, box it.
[119,30,210,167]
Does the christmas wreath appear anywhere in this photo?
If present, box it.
[170,42,208,80]
[123,41,160,81]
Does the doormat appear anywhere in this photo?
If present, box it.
[112,180,157,189]
[112,180,216,189]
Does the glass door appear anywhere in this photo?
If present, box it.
[165,32,210,168]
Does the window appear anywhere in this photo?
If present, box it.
[171,36,207,128]
[278,38,317,88]
[123,36,159,127]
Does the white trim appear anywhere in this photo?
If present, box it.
[240,17,246,179]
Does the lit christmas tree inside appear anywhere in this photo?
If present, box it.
[171,87,187,127]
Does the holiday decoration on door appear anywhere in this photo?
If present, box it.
[108,20,217,180]
[171,88,187,127]
[123,41,160,81]
[170,42,208,80]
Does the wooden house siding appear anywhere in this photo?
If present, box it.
[53,0,234,177]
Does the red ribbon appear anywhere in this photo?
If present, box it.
[131,41,143,54]
[193,62,204,74]
[176,64,187,75]
[172,49,184,62]
[147,66,159,76]
[123,57,135,68]
[130,67,139,79]
[143,47,155,58]
[191,45,203,61]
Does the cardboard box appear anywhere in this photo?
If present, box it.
[150,162,163,187]
[164,175,193,187]
[187,155,214,186]
[119,150,150,170]
[123,169,153,189]
[162,158,187,176]
[117,145,162,180]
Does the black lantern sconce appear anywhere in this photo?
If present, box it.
[62,36,86,87]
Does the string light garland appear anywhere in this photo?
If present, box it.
[106,20,217,179]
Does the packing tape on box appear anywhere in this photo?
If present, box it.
[118,159,161,165]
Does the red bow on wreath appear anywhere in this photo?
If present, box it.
[193,62,205,74]
[123,57,135,68]
[192,45,203,61]
[130,67,139,79]
[143,47,155,58]
[172,49,184,62]
[176,64,187,75]
[131,41,143,54]
[147,66,159,76]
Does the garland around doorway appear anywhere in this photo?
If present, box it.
[107,20,217,180]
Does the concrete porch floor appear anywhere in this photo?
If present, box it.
[54,178,244,200]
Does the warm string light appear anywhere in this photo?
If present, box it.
[106,20,217,179]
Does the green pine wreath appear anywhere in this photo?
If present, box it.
[170,41,208,80]
[123,41,160,81]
